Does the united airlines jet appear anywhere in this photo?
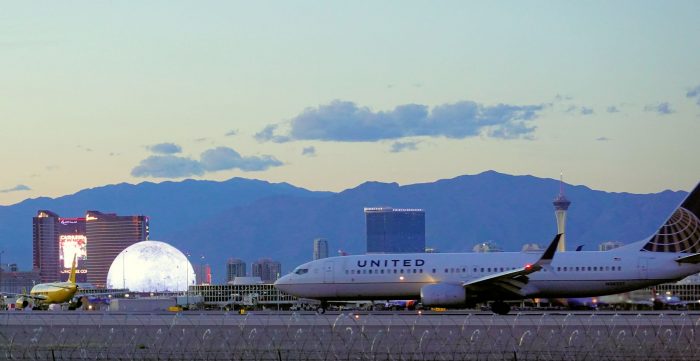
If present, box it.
[275,181,700,314]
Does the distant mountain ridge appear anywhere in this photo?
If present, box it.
[0,172,687,283]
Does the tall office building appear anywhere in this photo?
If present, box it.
[252,258,282,283]
[226,258,247,282]
[552,174,571,252]
[33,211,89,283]
[313,238,328,260]
[599,241,624,251]
[33,210,61,283]
[85,211,149,288]
[364,207,425,253]
[195,263,212,285]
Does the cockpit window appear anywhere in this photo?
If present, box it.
[294,268,309,275]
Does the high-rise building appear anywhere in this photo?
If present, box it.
[252,258,282,283]
[473,241,503,253]
[33,210,61,283]
[313,238,328,260]
[553,174,571,252]
[85,211,149,288]
[33,211,88,283]
[226,258,246,282]
[195,263,212,285]
[364,207,425,253]
[599,241,624,251]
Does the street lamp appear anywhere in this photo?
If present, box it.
[0,250,4,293]
[185,252,190,307]
[122,250,128,290]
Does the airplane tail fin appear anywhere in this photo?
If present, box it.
[68,254,77,284]
[641,182,700,253]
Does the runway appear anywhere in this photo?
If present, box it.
[2,311,699,360]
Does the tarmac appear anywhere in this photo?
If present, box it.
[1,310,699,360]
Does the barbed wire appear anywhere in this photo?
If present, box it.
[1,312,699,360]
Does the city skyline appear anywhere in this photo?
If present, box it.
[2,1,700,206]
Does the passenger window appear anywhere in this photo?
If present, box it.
[462,268,466,272]
[445,268,448,273]
[557,267,561,271]
[400,269,404,274]
[432,268,436,273]
[419,269,423,273]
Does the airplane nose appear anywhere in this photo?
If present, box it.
[274,275,291,293]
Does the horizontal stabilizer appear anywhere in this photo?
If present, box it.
[675,253,700,264]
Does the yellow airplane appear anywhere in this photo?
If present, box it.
[16,254,79,310]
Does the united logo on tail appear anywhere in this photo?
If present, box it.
[642,182,700,253]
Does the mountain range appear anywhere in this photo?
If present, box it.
[0,171,687,283]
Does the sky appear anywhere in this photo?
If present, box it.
[1,1,700,205]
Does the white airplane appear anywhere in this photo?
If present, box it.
[275,181,700,314]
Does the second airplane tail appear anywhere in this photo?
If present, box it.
[641,181,700,254]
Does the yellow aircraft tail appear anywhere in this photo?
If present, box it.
[68,254,77,284]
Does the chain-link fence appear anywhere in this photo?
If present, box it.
[1,311,699,360]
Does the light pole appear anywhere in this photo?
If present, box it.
[185,252,190,308]
[122,250,128,290]
[0,250,4,293]
[200,255,205,285]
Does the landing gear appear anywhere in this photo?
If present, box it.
[317,301,328,314]
[491,301,511,315]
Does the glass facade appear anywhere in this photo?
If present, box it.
[32,210,61,283]
[226,259,246,282]
[364,208,425,253]
[251,258,281,283]
[313,238,328,260]
[85,211,149,288]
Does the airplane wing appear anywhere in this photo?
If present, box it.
[1,292,49,301]
[462,234,561,298]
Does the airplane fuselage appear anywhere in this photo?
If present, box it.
[29,282,78,305]
[275,242,700,302]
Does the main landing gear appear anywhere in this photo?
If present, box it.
[317,301,328,314]
[491,301,511,315]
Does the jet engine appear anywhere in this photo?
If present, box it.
[420,283,466,307]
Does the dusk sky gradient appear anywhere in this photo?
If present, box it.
[1,1,699,205]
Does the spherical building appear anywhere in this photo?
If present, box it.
[106,240,195,292]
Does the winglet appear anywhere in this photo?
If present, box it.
[68,254,77,284]
[536,233,562,266]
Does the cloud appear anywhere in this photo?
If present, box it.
[257,100,544,143]
[596,137,610,141]
[390,141,419,153]
[687,85,700,106]
[254,125,291,143]
[301,146,316,157]
[131,155,204,178]
[606,106,620,113]
[149,142,182,155]
[200,147,282,172]
[131,147,283,178]
[0,184,31,193]
[580,107,594,115]
[644,102,674,115]
[225,130,238,136]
